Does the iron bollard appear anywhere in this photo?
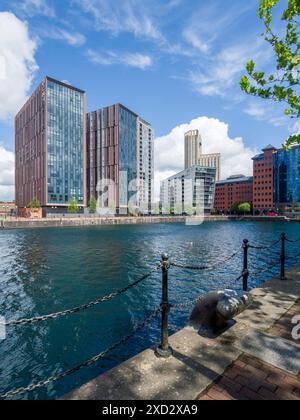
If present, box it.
[280,233,287,281]
[155,253,173,358]
[242,239,249,292]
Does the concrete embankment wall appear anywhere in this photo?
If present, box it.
[0,215,292,230]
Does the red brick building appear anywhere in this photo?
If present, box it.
[252,145,276,214]
[214,175,253,214]
[0,203,16,216]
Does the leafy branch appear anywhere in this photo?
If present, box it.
[240,0,300,148]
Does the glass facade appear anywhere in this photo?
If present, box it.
[47,80,84,205]
[160,166,216,214]
[119,106,137,209]
[274,147,300,205]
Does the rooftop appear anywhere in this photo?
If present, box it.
[262,144,276,151]
[216,175,253,185]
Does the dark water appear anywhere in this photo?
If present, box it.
[0,221,300,400]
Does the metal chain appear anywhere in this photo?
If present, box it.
[171,272,245,309]
[286,238,300,244]
[0,307,161,400]
[286,251,300,261]
[249,260,279,278]
[171,297,199,310]
[234,273,243,283]
[5,264,161,327]
[170,248,241,272]
[248,239,281,250]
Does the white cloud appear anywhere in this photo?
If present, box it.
[0,12,38,121]
[244,102,267,119]
[182,2,255,55]
[87,49,153,70]
[17,0,55,18]
[183,29,210,53]
[244,101,287,127]
[154,116,257,200]
[75,0,163,41]
[290,120,300,135]
[0,146,15,202]
[189,40,271,98]
[44,27,86,46]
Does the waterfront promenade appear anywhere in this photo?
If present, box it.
[64,266,300,401]
[0,215,293,230]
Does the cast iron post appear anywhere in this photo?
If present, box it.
[155,253,173,358]
[280,233,287,281]
[243,239,249,292]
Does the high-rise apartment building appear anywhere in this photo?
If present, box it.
[198,153,221,181]
[160,166,216,215]
[252,145,276,213]
[86,104,154,215]
[184,130,221,179]
[184,130,202,169]
[214,175,253,213]
[15,77,86,215]
[274,145,300,209]
[137,118,154,214]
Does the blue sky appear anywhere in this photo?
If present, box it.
[0,0,296,200]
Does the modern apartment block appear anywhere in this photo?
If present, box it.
[198,153,221,181]
[252,144,276,213]
[274,145,300,209]
[214,175,253,214]
[15,77,86,215]
[184,130,202,169]
[160,166,216,215]
[86,104,154,215]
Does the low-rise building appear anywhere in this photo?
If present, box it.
[160,166,216,215]
[0,203,16,217]
[214,175,253,214]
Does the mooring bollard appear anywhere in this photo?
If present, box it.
[155,253,173,358]
[280,233,287,281]
[242,239,249,292]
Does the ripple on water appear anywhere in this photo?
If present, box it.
[0,221,300,400]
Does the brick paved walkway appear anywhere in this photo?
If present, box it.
[268,300,300,343]
[198,355,300,401]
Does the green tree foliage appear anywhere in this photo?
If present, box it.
[28,197,41,209]
[88,196,97,214]
[68,197,78,214]
[231,202,241,214]
[240,0,300,148]
[238,202,252,215]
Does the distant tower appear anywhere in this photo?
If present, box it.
[184,130,202,169]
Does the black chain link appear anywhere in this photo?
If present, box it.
[171,297,199,310]
[5,264,161,327]
[170,249,241,272]
[0,307,161,400]
[249,259,280,279]
[248,239,281,250]
[286,238,300,244]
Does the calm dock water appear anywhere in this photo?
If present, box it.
[0,221,300,399]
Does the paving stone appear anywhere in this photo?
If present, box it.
[236,331,300,375]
